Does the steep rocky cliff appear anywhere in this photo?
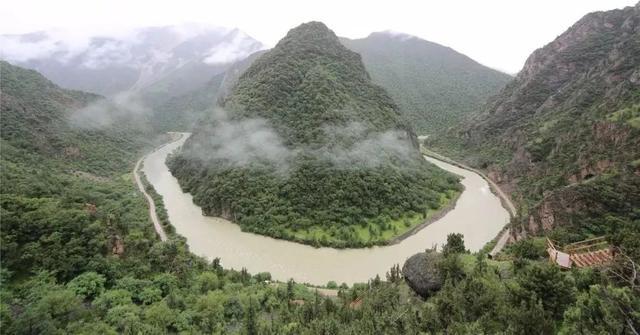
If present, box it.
[428,4,640,242]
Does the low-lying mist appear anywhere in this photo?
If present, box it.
[183,109,418,172]
[69,91,151,129]
[185,109,296,169]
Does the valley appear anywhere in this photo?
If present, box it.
[1,2,639,333]
[142,132,509,285]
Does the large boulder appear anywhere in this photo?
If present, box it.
[402,250,443,298]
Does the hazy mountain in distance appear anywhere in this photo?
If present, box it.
[1,24,264,98]
[149,50,268,131]
[341,32,512,134]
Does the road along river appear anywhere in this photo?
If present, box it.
[142,133,510,285]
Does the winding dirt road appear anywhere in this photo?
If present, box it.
[133,140,176,242]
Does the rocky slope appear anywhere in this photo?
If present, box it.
[427,4,640,243]
[341,32,511,134]
[169,22,461,247]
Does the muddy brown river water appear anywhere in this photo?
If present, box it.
[142,133,510,285]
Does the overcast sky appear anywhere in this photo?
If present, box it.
[1,0,636,73]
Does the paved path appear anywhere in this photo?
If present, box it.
[133,140,175,242]
[489,228,511,258]
[421,147,516,257]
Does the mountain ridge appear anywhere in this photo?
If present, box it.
[427,3,640,244]
[169,21,461,248]
[341,31,511,134]
[1,24,264,97]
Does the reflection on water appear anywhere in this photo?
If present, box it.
[143,134,509,285]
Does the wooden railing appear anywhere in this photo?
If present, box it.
[563,236,609,254]
[546,236,613,269]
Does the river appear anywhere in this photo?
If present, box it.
[142,133,510,285]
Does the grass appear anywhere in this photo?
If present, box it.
[286,189,460,247]
[607,104,640,129]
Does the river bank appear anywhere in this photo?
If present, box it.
[141,133,510,285]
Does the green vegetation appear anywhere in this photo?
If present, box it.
[146,73,225,132]
[169,22,462,247]
[426,5,640,246]
[285,190,459,247]
[341,32,511,134]
[139,171,175,236]
[2,40,639,333]
[608,104,640,129]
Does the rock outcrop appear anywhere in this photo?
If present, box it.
[402,251,443,298]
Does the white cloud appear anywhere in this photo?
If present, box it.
[0,0,636,73]
[203,30,264,64]
[380,30,415,41]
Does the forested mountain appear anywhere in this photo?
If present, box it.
[341,32,511,134]
[0,61,150,174]
[169,22,461,247]
[1,25,264,98]
[2,7,639,334]
[427,4,640,248]
[0,61,376,334]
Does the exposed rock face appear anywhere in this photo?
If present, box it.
[429,4,640,238]
[111,235,125,256]
[513,173,640,240]
[63,146,81,158]
[402,251,443,298]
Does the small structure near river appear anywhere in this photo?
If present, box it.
[546,236,614,269]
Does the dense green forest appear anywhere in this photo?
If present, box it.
[2,13,640,331]
[341,32,511,134]
[169,22,462,247]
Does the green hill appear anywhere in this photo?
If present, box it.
[341,32,511,134]
[0,61,337,335]
[1,9,639,333]
[427,4,640,248]
[0,60,162,284]
[169,22,461,247]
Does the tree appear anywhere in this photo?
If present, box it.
[561,285,640,334]
[144,301,176,332]
[514,263,576,319]
[94,289,133,314]
[442,233,467,256]
[509,238,545,260]
[195,272,220,293]
[287,279,295,301]
[105,304,145,335]
[386,264,402,283]
[195,291,225,332]
[245,297,258,335]
[66,272,106,300]
[507,294,554,335]
[437,254,465,283]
